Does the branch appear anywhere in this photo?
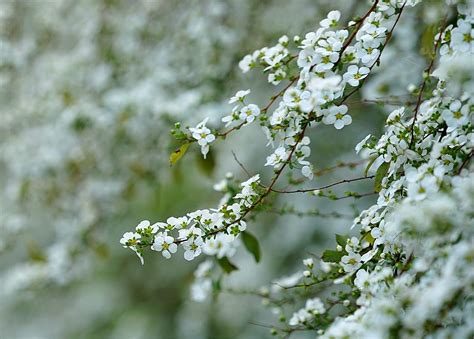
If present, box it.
[270,175,374,194]
[409,17,448,148]
[339,2,407,105]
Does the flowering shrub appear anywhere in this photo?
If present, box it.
[121,0,473,337]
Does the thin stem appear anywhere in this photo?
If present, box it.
[409,17,448,148]
[270,175,374,194]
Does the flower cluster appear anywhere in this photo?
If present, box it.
[121,1,474,337]
[239,35,291,85]
[288,297,326,326]
[120,175,261,263]
[222,89,261,127]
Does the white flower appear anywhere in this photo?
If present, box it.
[354,269,370,291]
[190,260,214,301]
[306,297,326,315]
[343,65,370,87]
[135,220,159,235]
[240,174,260,193]
[229,89,250,104]
[303,258,314,268]
[203,233,236,258]
[322,105,352,129]
[289,308,311,326]
[222,106,240,127]
[341,252,362,272]
[314,52,339,72]
[316,37,342,56]
[370,225,385,247]
[183,236,203,261]
[289,298,325,326]
[268,69,287,85]
[441,100,469,129]
[239,104,260,124]
[308,74,342,92]
[239,54,254,73]
[265,146,289,168]
[301,164,314,179]
[407,175,438,201]
[320,10,341,28]
[298,48,318,69]
[356,40,381,65]
[190,279,212,302]
[120,232,141,248]
[450,19,473,53]
[120,232,144,264]
[355,134,372,153]
[283,87,302,108]
[189,118,215,158]
[151,233,177,259]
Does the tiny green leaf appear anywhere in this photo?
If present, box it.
[169,142,190,166]
[217,256,239,274]
[362,232,375,245]
[364,156,378,177]
[322,250,344,263]
[335,234,348,247]
[242,231,261,262]
[374,161,390,192]
[212,278,221,292]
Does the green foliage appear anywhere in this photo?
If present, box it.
[169,142,190,166]
[374,161,390,193]
[241,231,261,262]
[322,249,344,263]
[217,256,239,274]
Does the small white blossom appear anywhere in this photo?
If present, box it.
[322,105,352,129]
[239,104,260,124]
[190,118,216,158]
[151,233,178,259]
[229,89,250,104]
[343,65,370,86]
[320,10,341,28]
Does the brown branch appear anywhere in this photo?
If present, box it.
[409,17,448,148]
[339,2,407,105]
[270,175,374,194]
[231,150,252,177]
[457,150,473,174]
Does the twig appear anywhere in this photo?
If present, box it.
[457,150,473,174]
[271,175,374,194]
[409,17,448,148]
[231,150,252,177]
[339,2,407,105]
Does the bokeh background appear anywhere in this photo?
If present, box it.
[0,0,432,338]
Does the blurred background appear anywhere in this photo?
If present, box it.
[0,0,434,338]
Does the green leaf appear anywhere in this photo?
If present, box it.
[322,250,344,263]
[241,231,261,262]
[212,278,221,292]
[217,256,239,274]
[169,142,190,166]
[364,156,378,177]
[27,241,47,262]
[335,234,348,247]
[362,232,375,245]
[421,24,438,58]
[374,161,390,193]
